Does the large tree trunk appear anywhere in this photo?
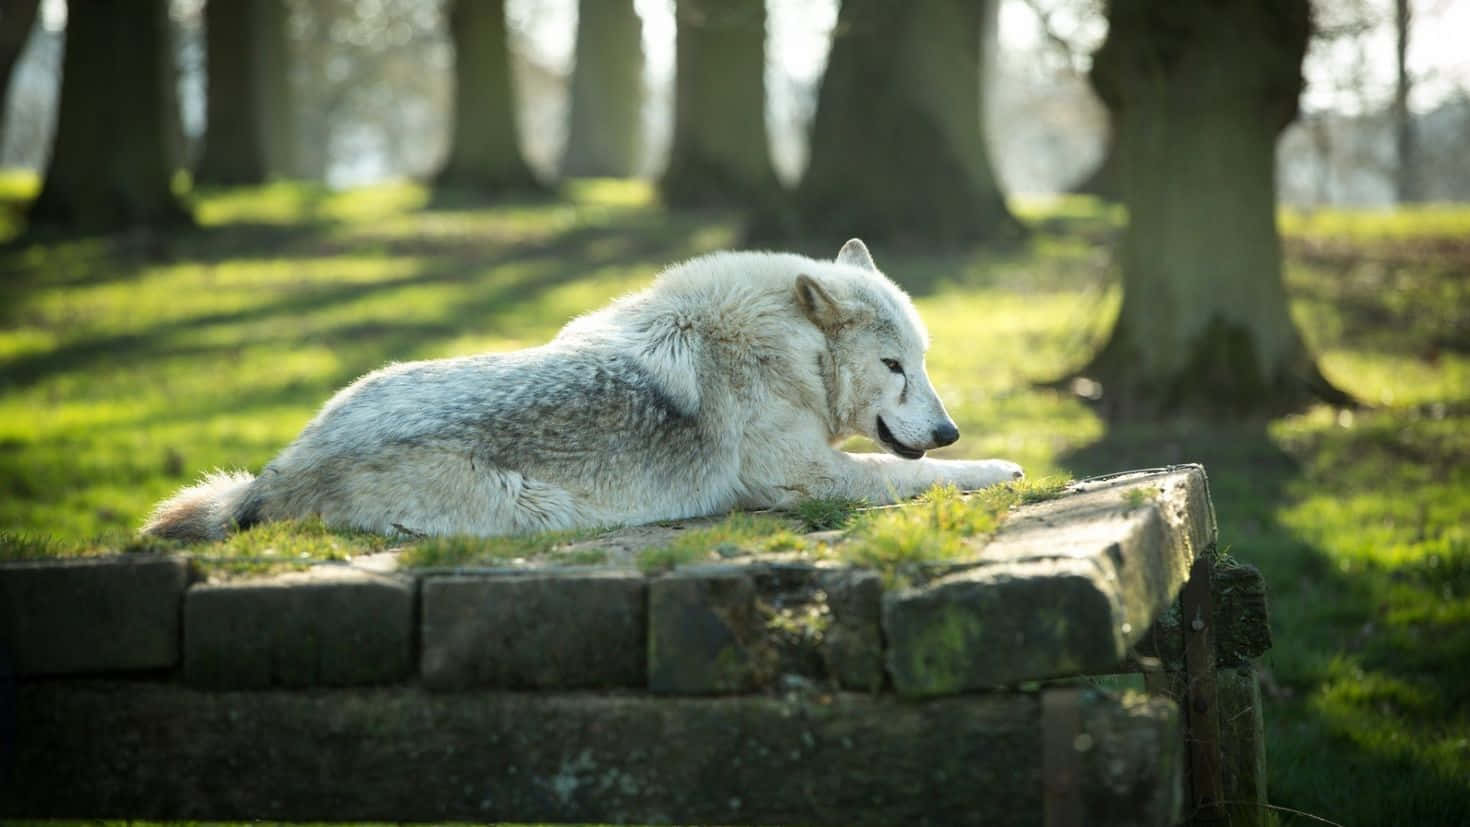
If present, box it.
[560,0,643,177]
[793,0,1019,244]
[1076,0,1350,417]
[0,0,40,136]
[434,0,541,194]
[28,0,192,232]
[659,0,783,214]
[195,0,285,185]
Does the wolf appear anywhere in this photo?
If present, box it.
[142,239,1023,541]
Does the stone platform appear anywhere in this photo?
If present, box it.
[0,465,1270,826]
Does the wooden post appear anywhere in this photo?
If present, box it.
[1181,555,1225,822]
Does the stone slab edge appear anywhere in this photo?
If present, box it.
[420,571,646,689]
[183,567,414,688]
[883,466,1214,695]
[0,555,193,676]
[4,681,1181,827]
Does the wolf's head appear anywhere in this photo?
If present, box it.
[797,239,960,460]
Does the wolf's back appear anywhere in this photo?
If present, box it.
[140,469,256,541]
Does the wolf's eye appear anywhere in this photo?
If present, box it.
[882,358,903,374]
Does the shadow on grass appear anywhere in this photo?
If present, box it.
[1059,418,1470,825]
[0,209,733,394]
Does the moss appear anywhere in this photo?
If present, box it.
[842,477,1072,585]
[1122,486,1160,509]
[895,601,987,695]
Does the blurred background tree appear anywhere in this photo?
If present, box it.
[793,0,1020,243]
[194,0,290,185]
[560,0,643,177]
[4,0,1465,201]
[659,0,784,216]
[435,0,542,194]
[0,0,40,141]
[1072,0,1352,417]
[26,0,191,230]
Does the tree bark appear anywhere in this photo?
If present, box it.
[0,0,40,138]
[561,0,643,177]
[792,0,1020,244]
[28,0,193,232]
[195,0,287,185]
[257,0,295,177]
[1392,0,1418,203]
[659,0,784,214]
[434,0,541,194]
[1075,0,1350,417]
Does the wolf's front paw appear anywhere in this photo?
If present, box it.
[953,459,1024,491]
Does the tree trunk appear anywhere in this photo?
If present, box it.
[659,0,784,214]
[434,0,541,194]
[1392,0,1418,203]
[793,0,1019,244]
[28,0,193,232]
[1076,0,1350,417]
[195,0,284,185]
[561,0,643,178]
[256,0,294,177]
[0,0,40,137]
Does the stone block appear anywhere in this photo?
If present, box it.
[420,571,646,689]
[884,466,1213,695]
[0,555,191,675]
[183,567,413,688]
[647,566,761,693]
[885,557,1125,695]
[817,568,885,691]
[647,563,886,694]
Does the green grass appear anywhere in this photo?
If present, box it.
[1,181,1467,823]
[841,477,1072,585]
[636,511,811,573]
[399,528,601,569]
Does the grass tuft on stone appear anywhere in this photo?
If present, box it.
[843,476,1073,585]
[400,529,595,569]
[790,496,868,531]
[637,512,811,573]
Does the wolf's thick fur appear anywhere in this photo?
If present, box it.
[143,240,1022,541]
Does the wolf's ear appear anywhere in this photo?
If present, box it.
[836,238,877,271]
[795,273,845,331]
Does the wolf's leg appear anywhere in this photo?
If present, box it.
[830,452,1023,504]
[308,451,591,538]
[746,451,1023,509]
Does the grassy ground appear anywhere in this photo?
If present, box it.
[1,174,1466,824]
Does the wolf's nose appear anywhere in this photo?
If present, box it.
[932,423,960,447]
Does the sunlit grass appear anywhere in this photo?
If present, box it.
[842,477,1072,585]
[400,529,601,569]
[636,512,811,573]
[1281,202,1470,240]
[0,184,1467,823]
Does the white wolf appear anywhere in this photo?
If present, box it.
[142,239,1022,541]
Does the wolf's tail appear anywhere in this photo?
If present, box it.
[140,470,257,541]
